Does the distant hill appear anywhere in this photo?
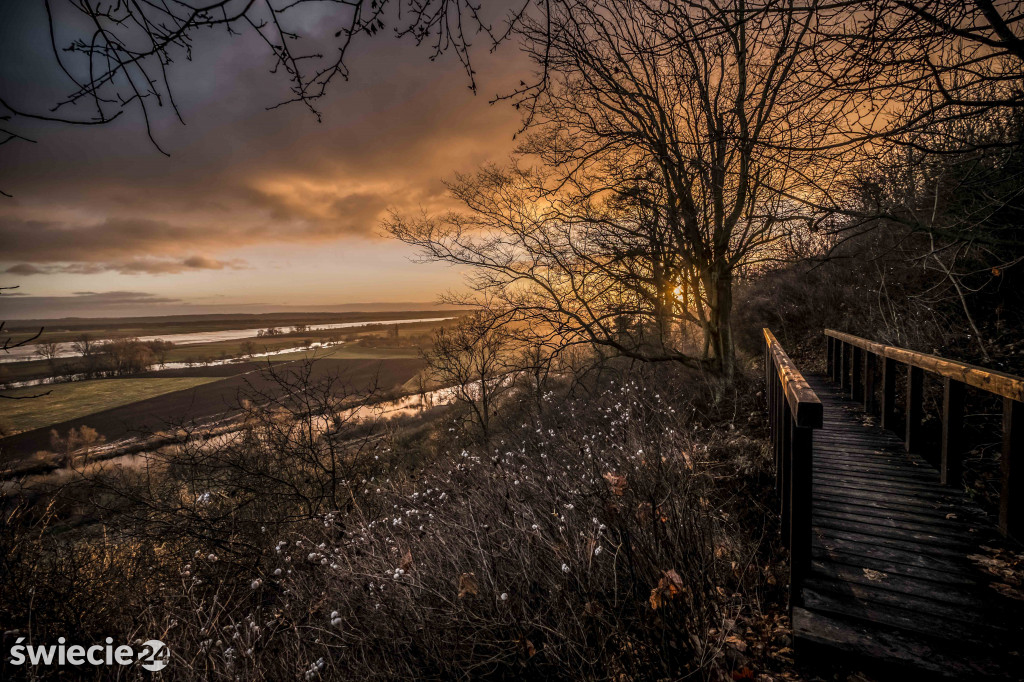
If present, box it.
[3,305,468,333]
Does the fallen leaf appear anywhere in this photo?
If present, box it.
[517,637,537,659]
[991,582,1024,601]
[862,568,887,581]
[400,549,413,572]
[725,634,748,652]
[650,569,687,609]
[603,471,627,496]
[458,572,478,598]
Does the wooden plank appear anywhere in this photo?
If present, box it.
[813,498,976,529]
[791,606,1009,679]
[813,468,958,492]
[810,546,981,586]
[809,560,998,610]
[814,448,934,465]
[813,491,964,517]
[813,532,977,573]
[813,507,980,543]
[813,454,935,472]
[814,471,939,491]
[802,577,1007,632]
[810,515,975,549]
[813,461,937,481]
[816,433,902,446]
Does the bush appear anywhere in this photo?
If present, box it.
[1,365,786,681]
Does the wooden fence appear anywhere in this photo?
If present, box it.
[825,329,1024,539]
[763,329,822,605]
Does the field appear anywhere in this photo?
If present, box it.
[3,310,460,343]
[1,377,220,435]
[1,318,451,386]
[0,337,410,385]
[0,312,449,461]
[0,356,425,461]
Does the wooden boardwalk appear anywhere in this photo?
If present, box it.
[764,329,1024,678]
[793,374,1023,678]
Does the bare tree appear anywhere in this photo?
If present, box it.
[1,285,47,399]
[35,341,61,364]
[70,333,94,357]
[815,0,1024,150]
[423,311,516,443]
[240,340,258,358]
[393,0,841,376]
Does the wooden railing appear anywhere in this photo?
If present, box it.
[825,329,1024,539]
[764,328,823,605]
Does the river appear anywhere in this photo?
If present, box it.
[0,317,453,364]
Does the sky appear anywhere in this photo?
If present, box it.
[0,2,526,319]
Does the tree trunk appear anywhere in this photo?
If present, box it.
[654,270,675,352]
[705,269,735,377]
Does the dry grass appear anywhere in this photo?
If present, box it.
[0,365,789,681]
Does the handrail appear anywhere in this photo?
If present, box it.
[763,328,821,612]
[825,329,1023,539]
[825,329,1024,402]
[766,329,823,428]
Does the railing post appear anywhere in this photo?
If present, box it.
[852,347,864,402]
[789,423,813,606]
[840,342,851,391]
[1001,398,1024,539]
[940,378,965,486]
[780,400,793,547]
[864,352,877,413]
[881,357,897,430]
[774,373,783,496]
[826,337,834,377]
[905,366,924,452]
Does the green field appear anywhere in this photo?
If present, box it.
[1,377,220,435]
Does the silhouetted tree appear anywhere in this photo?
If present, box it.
[394,0,842,376]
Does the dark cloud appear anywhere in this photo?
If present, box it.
[181,255,242,270]
[4,264,47,276]
[4,254,246,275]
[70,291,181,304]
[0,290,185,319]
[0,5,524,256]
[0,1,526,317]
